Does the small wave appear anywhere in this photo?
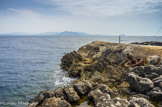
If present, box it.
[54,76,76,87]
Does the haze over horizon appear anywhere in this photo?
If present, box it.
[0,0,162,36]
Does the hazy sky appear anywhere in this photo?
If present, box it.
[0,0,162,36]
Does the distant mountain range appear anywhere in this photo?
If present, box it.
[0,31,92,36]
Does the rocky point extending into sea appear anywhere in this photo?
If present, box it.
[27,41,162,107]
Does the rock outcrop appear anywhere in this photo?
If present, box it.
[28,41,162,107]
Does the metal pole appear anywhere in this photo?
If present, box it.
[119,35,121,44]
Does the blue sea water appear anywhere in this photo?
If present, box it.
[0,36,162,107]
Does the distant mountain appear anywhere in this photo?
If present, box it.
[55,31,90,36]
[0,31,91,36]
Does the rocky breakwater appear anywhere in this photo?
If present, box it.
[28,41,162,107]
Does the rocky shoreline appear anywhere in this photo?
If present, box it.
[131,41,162,46]
[27,41,162,107]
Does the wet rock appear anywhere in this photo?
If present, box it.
[29,90,54,105]
[73,81,92,95]
[147,55,161,65]
[88,89,111,107]
[63,87,80,102]
[128,73,154,92]
[41,97,71,107]
[147,91,162,101]
[152,75,162,86]
[129,97,154,107]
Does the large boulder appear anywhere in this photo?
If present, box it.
[129,97,154,107]
[63,87,80,102]
[41,97,71,107]
[88,88,130,107]
[54,87,65,99]
[128,73,154,92]
[29,90,54,106]
[73,81,92,95]
[88,89,111,107]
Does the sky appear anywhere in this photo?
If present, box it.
[0,0,162,36]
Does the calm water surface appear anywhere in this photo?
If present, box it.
[0,36,161,106]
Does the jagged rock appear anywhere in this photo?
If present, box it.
[128,73,154,92]
[29,90,54,106]
[41,97,71,107]
[98,84,116,97]
[88,89,111,107]
[73,81,92,95]
[129,97,154,107]
[147,55,161,65]
[54,87,65,99]
[61,51,82,70]
[63,87,80,102]
[112,97,130,107]
[152,75,162,86]
[88,88,130,107]
[147,91,162,101]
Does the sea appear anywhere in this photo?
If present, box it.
[0,36,162,107]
